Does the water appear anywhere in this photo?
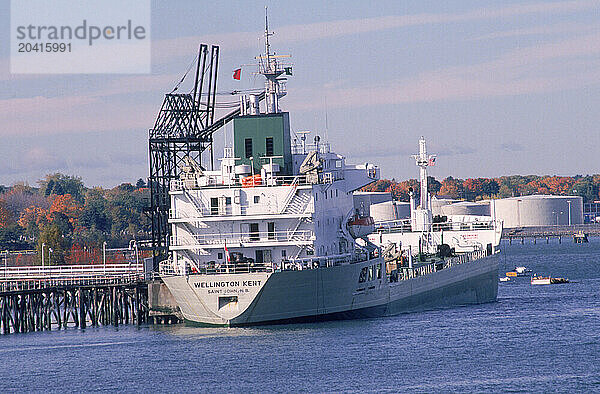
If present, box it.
[2,239,599,393]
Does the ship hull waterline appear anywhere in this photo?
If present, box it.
[161,254,498,327]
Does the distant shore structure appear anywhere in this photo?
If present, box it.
[492,195,583,228]
[357,193,584,229]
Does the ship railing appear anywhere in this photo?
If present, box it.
[159,259,274,276]
[169,171,343,191]
[171,230,314,247]
[170,175,315,191]
[389,249,489,283]
[170,202,278,219]
[291,142,331,154]
[282,252,371,271]
[159,251,373,277]
[375,219,497,233]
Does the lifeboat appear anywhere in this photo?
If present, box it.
[347,215,375,238]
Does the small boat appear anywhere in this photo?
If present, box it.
[573,231,588,243]
[531,276,569,285]
[506,266,531,278]
[530,276,551,285]
[514,266,532,276]
[499,277,511,282]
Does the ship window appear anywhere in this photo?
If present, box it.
[368,265,374,281]
[218,252,223,259]
[359,267,367,283]
[266,137,274,156]
[336,189,338,197]
[210,198,219,215]
[377,263,382,279]
[268,222,275,239]
[249,223,259,241]
[225,197,231,205]
[281,249,287,258]
[315,193,318,201]
[255,249,263,263]
[254,195,260,204]
[219,296,238,311]
[245,138,253,158]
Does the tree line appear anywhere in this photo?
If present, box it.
[362,174,600,203]
[0,173,150,264]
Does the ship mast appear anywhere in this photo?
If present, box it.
[411,137,436,233]
[412,136,435,210]
[257,7,288,114]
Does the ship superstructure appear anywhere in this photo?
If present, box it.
[367,137,503,256]
[158,15,499,326]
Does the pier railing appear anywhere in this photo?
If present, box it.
[0,264,146,292]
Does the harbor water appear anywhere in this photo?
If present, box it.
[1,239,599,392]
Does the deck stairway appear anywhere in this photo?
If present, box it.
[283,191,312,215]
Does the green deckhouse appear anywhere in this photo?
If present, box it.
[233,112,293,176]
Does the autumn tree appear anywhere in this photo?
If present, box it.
[439,177,464,199]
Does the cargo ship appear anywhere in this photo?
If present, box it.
[158,17,499,326]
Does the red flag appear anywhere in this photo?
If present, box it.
[233,68,241,80]
[224,241,230,263]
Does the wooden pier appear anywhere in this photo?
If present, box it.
[0,264,180,334]
[502,224,600,244]
[0,282,149,334]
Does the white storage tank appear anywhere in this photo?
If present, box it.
[431,196,458,216]
[370,201,411,222]
[353,192,392,215]
[441,201,490,217]
[493,195,583,228]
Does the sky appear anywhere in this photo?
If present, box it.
[1,0,599,188]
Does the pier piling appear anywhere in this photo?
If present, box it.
[0,283,149,334]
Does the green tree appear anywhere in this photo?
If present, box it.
[37,224,68,265]
[572,176,598,203]
[428,176,442,195]
[80,189,111,233]
[39,173,85,202]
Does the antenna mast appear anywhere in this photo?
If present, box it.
[257,7,289,114]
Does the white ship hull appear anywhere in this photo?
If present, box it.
[161,253,498,326]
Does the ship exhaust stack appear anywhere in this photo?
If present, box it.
[249,94,259,115]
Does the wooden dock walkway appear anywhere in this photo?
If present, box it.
[0,264,154,334]
[502,224,600,244]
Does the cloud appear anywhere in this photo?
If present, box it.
[150,0,599,64]
[285,31,600,111]
[349,146,415,160]
[436,146,477,157]
[470,22,600,41]
[0,95,157,136]
[22,147,67,170]
[500,142,526,152]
